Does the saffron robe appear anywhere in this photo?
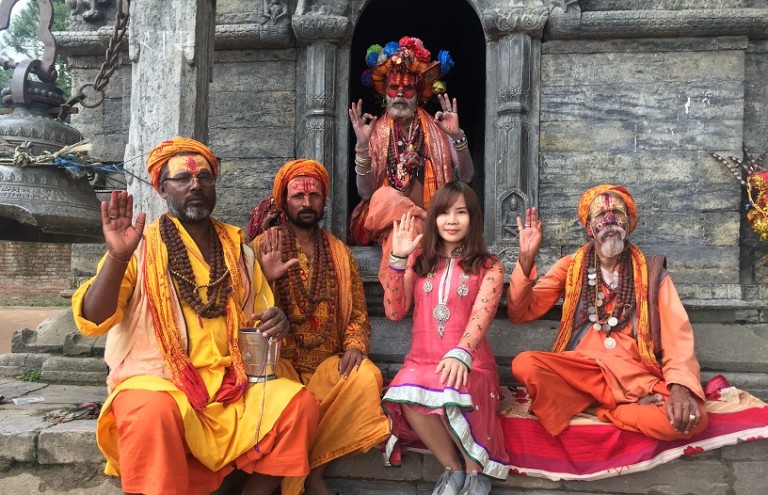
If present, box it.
[250,230,390,495]
[72,218,313,494]
[506,255,708,439]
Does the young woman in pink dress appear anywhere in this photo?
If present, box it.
[382,181,510,495]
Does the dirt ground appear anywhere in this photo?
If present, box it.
[0,306,66,354]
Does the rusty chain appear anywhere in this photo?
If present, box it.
[57,0,130,118]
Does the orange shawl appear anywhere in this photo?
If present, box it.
[554,242,662,376]
[143,215,249,410]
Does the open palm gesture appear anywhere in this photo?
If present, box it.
[101,190,146,261]
[391,212,423,258]
[257,227,299,283]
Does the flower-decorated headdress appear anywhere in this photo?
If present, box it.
[713,144,768,242]
[362,36,454,103]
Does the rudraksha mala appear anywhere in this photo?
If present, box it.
[386,120,425,196]
[275,225,337,349]
[575,241,635,331]
[160,214,231,319]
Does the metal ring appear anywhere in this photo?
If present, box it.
[688,414,697,421]
[525,223,531,227]
[109,216,118,220]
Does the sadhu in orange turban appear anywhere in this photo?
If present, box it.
[272,159,331,211]
[146,137,218,192]
[577,184,638,235]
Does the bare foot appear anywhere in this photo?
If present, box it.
[637,393,664,406]
[305,472,334,495]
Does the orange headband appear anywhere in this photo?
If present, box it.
[146,137,218,192]
[578,184,638,234]
[272,159,330,211]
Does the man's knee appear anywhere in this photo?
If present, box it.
[113,389,181,434]
[511,351,540,383]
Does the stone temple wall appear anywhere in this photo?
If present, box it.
[56,0,768,320]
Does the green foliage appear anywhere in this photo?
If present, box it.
[19,368,42,382]
[0,0,71,96]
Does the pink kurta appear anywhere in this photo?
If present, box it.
[382,255,510,480]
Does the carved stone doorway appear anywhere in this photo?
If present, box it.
[347,0,487,222]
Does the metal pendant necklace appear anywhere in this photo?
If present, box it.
[432,258,455,339]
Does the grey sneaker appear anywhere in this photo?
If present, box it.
[458,470,492,495]
[431,467,466,495]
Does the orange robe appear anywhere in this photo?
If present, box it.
[506,255,708,440]
[72,218,318,495]
[250,230,390,495]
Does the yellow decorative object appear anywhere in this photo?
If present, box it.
[432,80,447,95]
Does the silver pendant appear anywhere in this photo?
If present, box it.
[589,314,598,322]
[433,303,451,323]
[607,316,618,327]
[604,336,617,349]
[457,272,469,297]
[592,323,602,331]
[423,275,434,294]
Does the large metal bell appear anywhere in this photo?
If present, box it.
[0,65,102,243]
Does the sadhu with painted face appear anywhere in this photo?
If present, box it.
[71,137,319,495]
[348,36,474,287]
[507,185,709,441]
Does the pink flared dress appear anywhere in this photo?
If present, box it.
[382,254,510,480]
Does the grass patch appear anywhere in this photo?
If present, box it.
[19,369,42,382]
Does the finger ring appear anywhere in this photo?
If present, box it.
[109,216,117,220]
[525,223,531,227]
[689,414,697,421]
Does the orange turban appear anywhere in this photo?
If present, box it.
[272,159,330,211]
[578,184,638,233]
[146,137,218,192]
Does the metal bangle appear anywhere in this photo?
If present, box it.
[388,255,407,270]
[354,165,372,176]
[443,347,473,370]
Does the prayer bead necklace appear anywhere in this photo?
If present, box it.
[275,225,337,349]
[160,214,231,318]
[386,118,424,195]
[577,243,634,349]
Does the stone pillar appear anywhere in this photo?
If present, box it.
[482,5,548,265]
[124,0,216,221]
[291,13,350,236]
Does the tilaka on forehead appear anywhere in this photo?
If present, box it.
[167,154,211,177]
[287,176,322,195]
[590,193,626,216]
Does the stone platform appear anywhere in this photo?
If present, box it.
[0,309,767,494]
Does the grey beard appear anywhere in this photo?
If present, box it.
[167,200,211,222]
[598,236,625,258]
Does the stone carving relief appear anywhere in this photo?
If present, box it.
[261,0,290,26]
[483,7,550,38]
[296,0,348,16]
[291,14,350,43]
[499,189,529,241]
[65,0,110,23]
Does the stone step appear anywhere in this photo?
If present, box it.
[0,377,766,495]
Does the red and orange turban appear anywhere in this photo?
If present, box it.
[272,159,330,211]
[578,184,638,234]
[146,137,218,192]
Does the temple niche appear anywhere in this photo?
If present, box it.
[54,0,768,311]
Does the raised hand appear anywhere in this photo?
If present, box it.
[101,190,146,262]
[391,212,423,258]
[348,99,377,147]
[433,93,463,140]
[517,207,542,277]
[257,227,298,283]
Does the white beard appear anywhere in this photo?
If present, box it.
[595,225,627,258]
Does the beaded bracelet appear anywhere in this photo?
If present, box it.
[443,347,473,371]
[452,134,468,152]
[388,254,407,271]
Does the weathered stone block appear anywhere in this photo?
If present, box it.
[326,450,423,481]
[694,323,768,373]
[38,422,100,465]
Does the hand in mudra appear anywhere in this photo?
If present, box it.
[258,227,298,283]
[391,212,423,258]
[433,93,462,138]
[101,190,146,262]
[348,98,377,145]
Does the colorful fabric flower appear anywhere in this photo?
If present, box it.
[365,44,383,67]
[438,50,454,76]
[383,42,400,57]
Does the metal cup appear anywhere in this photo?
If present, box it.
[238,327,281,383]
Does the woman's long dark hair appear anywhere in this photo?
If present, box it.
[413,181,494,276]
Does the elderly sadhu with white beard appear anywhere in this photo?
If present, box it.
[506,185,709,441]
